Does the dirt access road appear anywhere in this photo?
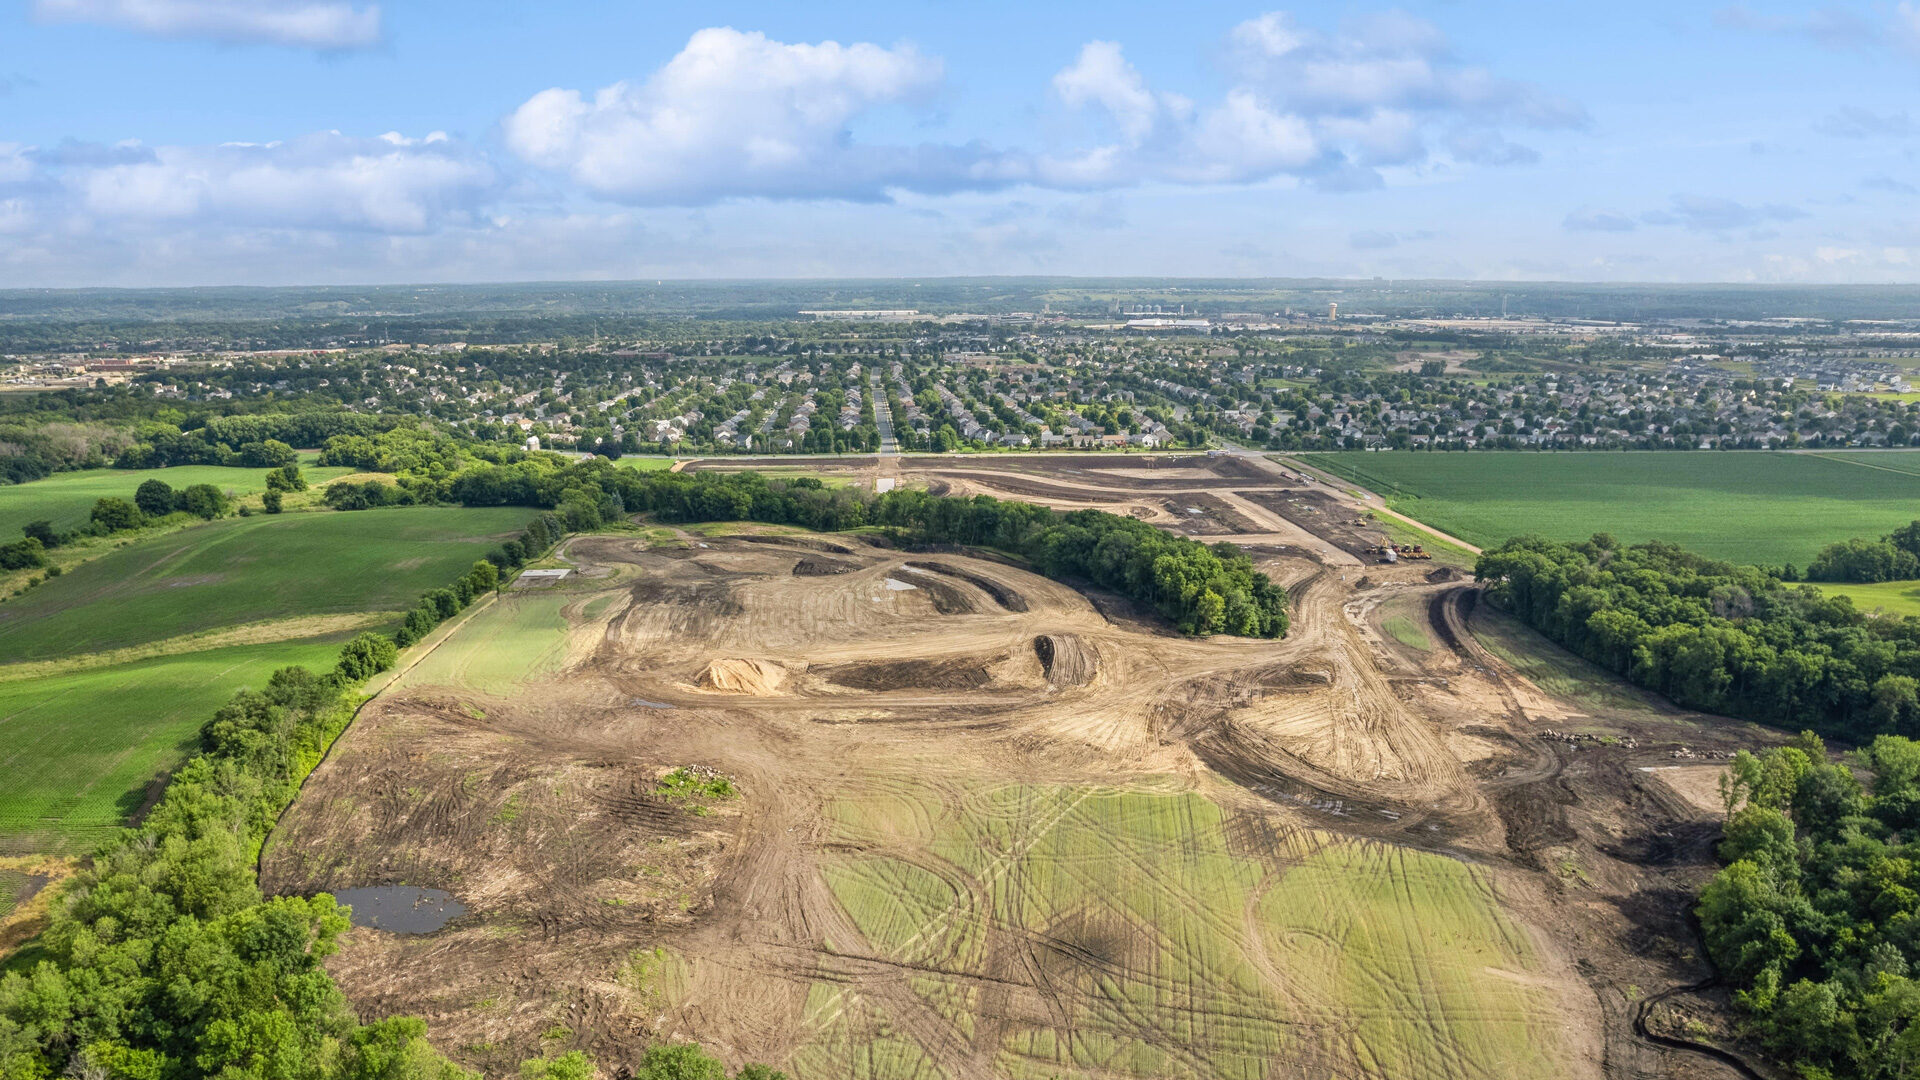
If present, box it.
[262,453,1771,1080]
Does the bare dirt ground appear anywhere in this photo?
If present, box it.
[263,453,1775,1080]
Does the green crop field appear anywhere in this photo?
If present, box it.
[0,506,530,662]
[805,779,1576,1080]
[1303,450,1920,566]
[0,464,356,539]
[0,637,351,851]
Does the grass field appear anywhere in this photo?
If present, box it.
[0,637,351,851]
[1818,579,1920,618]
[806,779,1575,1080]
[0,870,25,922]
[398,592,575,695]
[0,464,356,539]
[0,506,530,662]
[1305,450,1920,565]
[613,456,679,472]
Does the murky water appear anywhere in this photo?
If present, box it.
[882,577,918,590]
[331,886,466,933]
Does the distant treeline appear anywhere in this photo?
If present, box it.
[1476,535,1920,738]
[0,398,431,484]
[7,279,1920,337]
[431,457,1289,638]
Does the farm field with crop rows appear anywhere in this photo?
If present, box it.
[1303,450,1920,565]
[0,505,529,661]
[0,637,350,851]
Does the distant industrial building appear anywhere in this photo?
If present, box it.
[1125,318,1211,332]
[798,309,920,321]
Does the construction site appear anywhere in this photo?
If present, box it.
[260,451,1776,1080]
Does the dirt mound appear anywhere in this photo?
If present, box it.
[823,655,998,691]
[695,658,788,694]
[792,557,858,576]
[905,561,1029,612]
[1033,634,1098,688]
[1427,566,1464,583]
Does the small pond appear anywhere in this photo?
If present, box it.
[331,885,466,934]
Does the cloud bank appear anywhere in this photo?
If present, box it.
[32,0,382,50]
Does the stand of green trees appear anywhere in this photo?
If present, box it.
[1476,535,1920,737]
[1808,522,1920,584]
[442,458,1289,638]
[1703,734,1920,1079]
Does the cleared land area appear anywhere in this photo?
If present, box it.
[1304,450,1920,565]
[266,534,1596,1079]
[248,454,1783,1078]
[0,506,529,661]
[0,463,355,537]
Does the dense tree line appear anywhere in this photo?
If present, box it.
[0,386,447,483]
[441,459,1288,637]
[1702,735,1920,1078]
[1808,522,1920,584]
[1476,535,1920,738]
[0,420,135,484]
[0,513,781,1079]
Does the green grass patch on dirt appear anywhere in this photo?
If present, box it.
[1253,841,1564,1079]
[0,464,355,539]
[802,779,1578,1080]
[612,457,679,472]
[1303,450,1920,566]
[1383,613,1432,651]
[0,506,530,662]
[1468,603,1673,720]
[396,592,573,696]
[656,768,737,802]
[0,637,352,851]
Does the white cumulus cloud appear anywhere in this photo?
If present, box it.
[1043,11,1582,193]
[503,27,1026,204]
[1040,42,1319,188]
[33,0,381,50]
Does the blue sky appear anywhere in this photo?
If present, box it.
[2,0,1918,286]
